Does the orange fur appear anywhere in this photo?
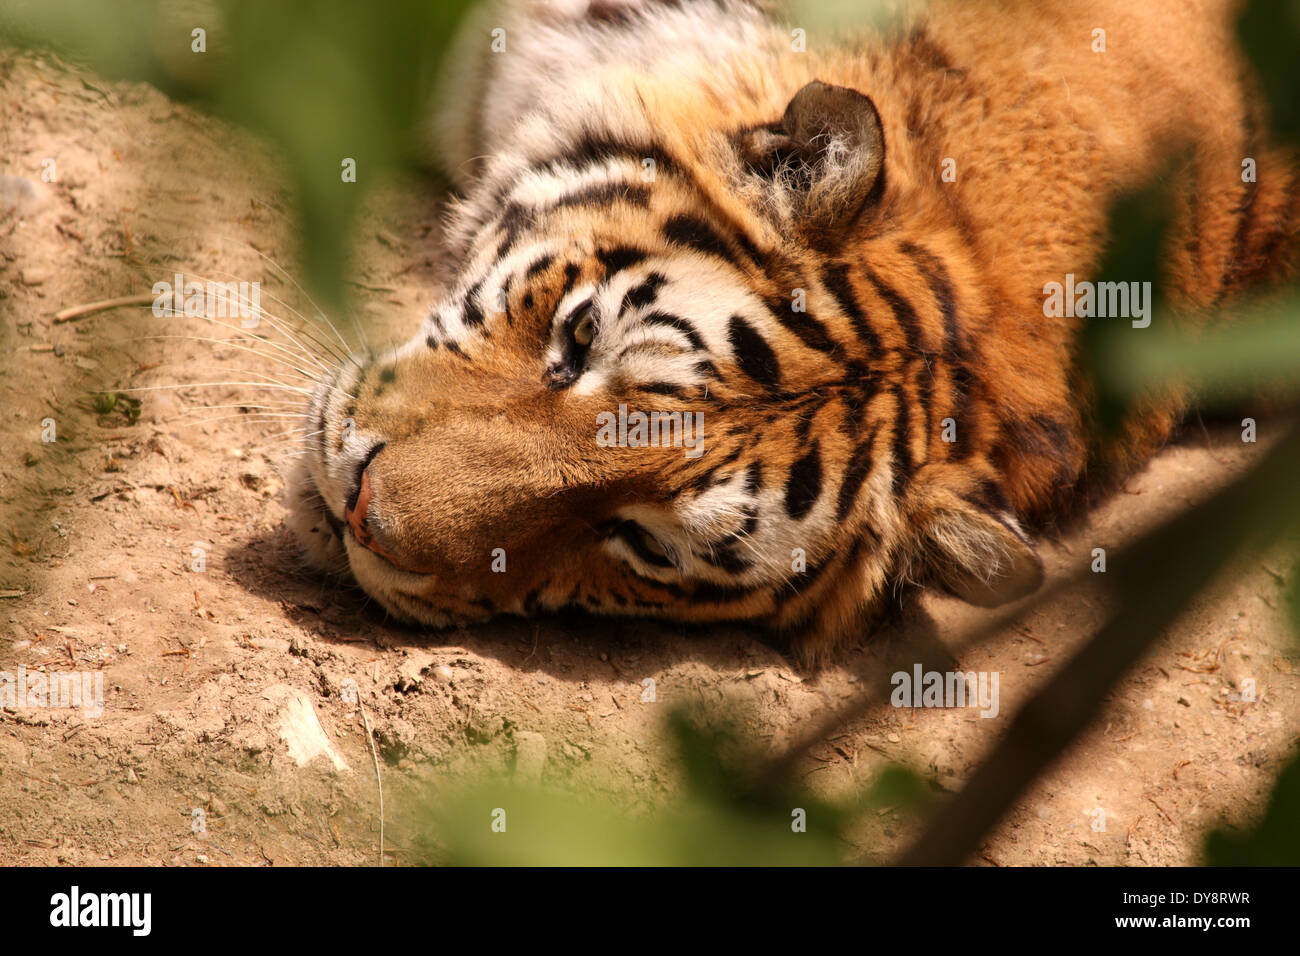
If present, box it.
[290,0,1299,665]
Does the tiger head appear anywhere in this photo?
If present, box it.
[287,73,1049,662]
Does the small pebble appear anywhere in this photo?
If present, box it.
[0,175,46,217]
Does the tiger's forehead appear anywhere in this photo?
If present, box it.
[461,159,684,277]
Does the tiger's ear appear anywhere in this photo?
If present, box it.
[920,495,1045,608]
[738,80,886,241]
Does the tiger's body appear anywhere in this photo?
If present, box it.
[288,0,1299,662]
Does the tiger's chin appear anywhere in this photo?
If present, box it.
[285,455,349,576]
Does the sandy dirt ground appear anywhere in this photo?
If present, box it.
[1,48,1297,866]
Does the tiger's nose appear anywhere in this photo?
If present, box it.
[343,463,401,564]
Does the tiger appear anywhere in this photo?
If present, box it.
[286,0,1299,664]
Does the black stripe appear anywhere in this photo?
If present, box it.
[615,521,674,569]
[836,429,878,521]
[462,282,485,328]
[726,314,781,389]
[689,446,745,493]
[864,265,925,354]
[899,243,978,456]
[699,545,752,575]
[637,381,684,396]
[794,410,815,444]
[531,137,758,268]
[597,245,649,276]
[314,398,328,455]
[891,386,914,493]
[551,181,652,211]
[425,312,445,349]
[910,357,934,460]
[620,272,667,316]
[526,133,773,276]
[970,478,1013,516]
[841,386,873,439]
[548,134,678,181]
[784,439,823,520]
[525,254,555,279]
[776,549,835,605]
[689,580,761,604]
[560,262,582,298]
[494,202,532,259]
[900,242,958,354]
[821,262,883,356]
[765,297,844,360]
[501,274,514,324]
[663,213,741,269]
[643,311,705,349]
[778,534,869,608]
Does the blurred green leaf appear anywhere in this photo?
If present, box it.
[1237,0,1300,144]
[1080,176,1175,436]
[861,764,929,810]
[427,782,847,866]
[422,706,928,866]
[784,0,902,39]
[1092,294,1300,404]
[1205,749,1300,865]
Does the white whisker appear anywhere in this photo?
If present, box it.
[115,381,315,397]
[168,268,346,370]
[138,335,321,382]
[240,251,364,366]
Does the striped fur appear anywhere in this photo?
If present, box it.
[288,0,1300,663]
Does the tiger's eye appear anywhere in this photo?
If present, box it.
[572,310,595,347]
